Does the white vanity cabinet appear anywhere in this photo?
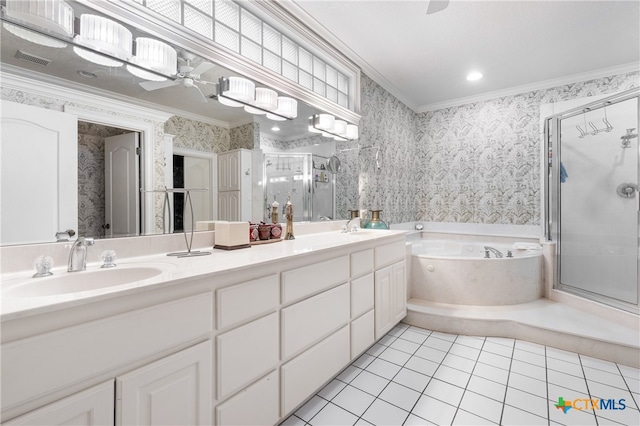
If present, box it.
[217,149,251,221]
[374,242,408,339]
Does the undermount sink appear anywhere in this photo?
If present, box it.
[3,264,175,298]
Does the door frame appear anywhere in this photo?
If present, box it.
[172,147,217,224]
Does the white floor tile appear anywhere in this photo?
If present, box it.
[448,342,481,360]
[477,350,511,370]
[378,334,397,347]
[580,354,620,374]
[352,353,376,370]
[510,358,545,380]
[547,401,597,425]
[309,402,358,426]
[583,366,628,390]
[403,414,437,425]
[389,325,408,337]
[411,395,457,425]
[318,379,347,401]
[485,336,514,348]
[295,396,329,422]
[423,336,454,352]
[587,381,638,410]
[547,383,589,407]
[452,409,497,425]
[547,356,585,378]
[596,406,640,425]
[366,343,387,357]
[404,355,439,377]
[389,337,420,354]
[546,346,581,364]
[547,368,588,394]
[501,405,548,425]
[442,352,476,373]
[454,334,485,349]
[279,415,306,426]
[512,347,546,367]
[625,376,640,394]
[514,339,546,356]
[473,361,510,385]
[430,331,457,341]
[378,381,421,412]
[618,364,640,381]
[423,378,465,407]
[399,329,429,344]
[350,370,390,397]
[392,368,432,392]
[414,345,447,364]
[459,390,504,423]
[361,398,409,426]
[407,326,432,336]
[354,419,374,426]
[337,365,363,384]
[482,340,514,358]
[466,375,506,402]
[505,386,548,419]
[508,371,547,396]
[378,347,412,366]
[366,358,402,380]
[331,385,376,416]
[433,364,471,388]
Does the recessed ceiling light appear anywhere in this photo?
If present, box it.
[466,71,483,81]
[271,126,280,131]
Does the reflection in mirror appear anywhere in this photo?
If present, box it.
[0,1,349,246]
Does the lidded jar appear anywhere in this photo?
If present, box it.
[363,209,388,229]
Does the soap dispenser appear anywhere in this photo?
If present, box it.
[284,194,295,240]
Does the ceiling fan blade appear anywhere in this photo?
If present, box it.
[190,61,215,77]
[139,79,179,91]
[184,84,208,103]
[426,0,449,15]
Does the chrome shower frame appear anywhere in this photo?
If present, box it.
[544,87,640,313]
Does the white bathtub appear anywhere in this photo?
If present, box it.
[410,239,543,305]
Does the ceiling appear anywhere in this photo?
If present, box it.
[290,0,640,111]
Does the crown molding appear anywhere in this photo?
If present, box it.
[0,65,232,128]
[417,62,640,112]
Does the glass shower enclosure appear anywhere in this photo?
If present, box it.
[545,88,639,312]
[262,153,335,222]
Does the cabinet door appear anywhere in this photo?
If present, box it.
[374,265,394,340]
[3,381,114,426]
[218,153,230,191]
[218,192,229,221]
[227,191,240,221]
[116,341,212,426]
[392,261,407,324]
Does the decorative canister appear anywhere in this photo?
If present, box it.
[258,223,272,240]
[363,209,389,229]
[271,223,282,239]
[249,224,259,242]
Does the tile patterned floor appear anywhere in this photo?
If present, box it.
[280,323,640,426]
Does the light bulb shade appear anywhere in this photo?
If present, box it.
[74,14,132,67]
[224,77,255,101]
[127,37,177,81]
[308,125,323,134]
[316,114,335,131]
[346,124,359,140]
[244,87,278,114]
[266,97,297,121]
[333,120,347,136]
[4,0,74,48]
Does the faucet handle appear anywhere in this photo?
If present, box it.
[101,250,117,268]
[33,255,54,278]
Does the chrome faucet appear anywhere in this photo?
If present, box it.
[343,217,361,233]
[68,237,95,272]
[484,246,503,258]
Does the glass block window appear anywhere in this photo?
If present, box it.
[136,0,353,109]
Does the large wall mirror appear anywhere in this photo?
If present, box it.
[0,0,350,246]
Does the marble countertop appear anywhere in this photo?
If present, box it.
[1,230,406,321]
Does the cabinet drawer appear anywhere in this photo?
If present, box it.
[281,256,349,304]
[351,273,374,318]
[375,241,406,268]
[351,249,373,278]
[1,293,213,413]
[281,326,350,416]
[215,370,278,426]
[216,274,279,329]
[351,310,375,358]
[281,284,349,360]
[217,313,278,400]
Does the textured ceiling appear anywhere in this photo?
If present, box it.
[291,0,640,111]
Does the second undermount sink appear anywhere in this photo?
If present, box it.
[3,264,175,298]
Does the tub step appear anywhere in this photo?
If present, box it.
[406,298,640,368]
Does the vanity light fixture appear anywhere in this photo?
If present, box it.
[466,71,483,81]
[2,0,74,48]
[216,77,296,120]
[310,114,358,141]
[244,87,278,115]
[127,37,177,82]
[266,97,298,121]
[73,14,132,67]
[217,76,255,108]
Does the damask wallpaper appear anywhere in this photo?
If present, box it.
[229,122,257,150]
[164,115,230,153]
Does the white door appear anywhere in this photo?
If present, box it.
[0,101,77,245]
[183,156,211,230]
[105,133,139,238]
[116,341,212,426]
